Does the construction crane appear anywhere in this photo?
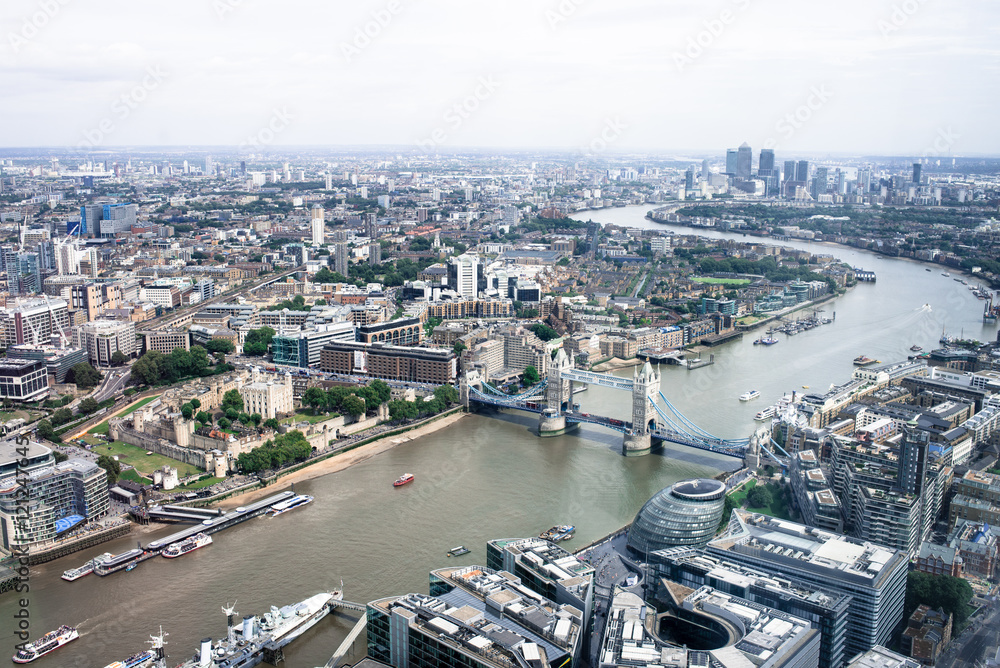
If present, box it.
[43,293,71,347]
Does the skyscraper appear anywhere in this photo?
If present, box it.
[812,167,829,199]
[796,160,809,182]
[701,158,710,179]
[737,142,752,179]
[332,242,350,276]
[912,163,921,184]
[759,148,775,175]
[311,205,325,246]
[858,168,873,193]
[725,149,738,175]
[684,167,694,190]
[368,242,381,266]
[783,160,796,182]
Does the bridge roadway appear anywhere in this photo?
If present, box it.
[560,369,635,391]
[144,490,295,551]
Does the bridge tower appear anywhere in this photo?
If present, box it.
[539,349,576,437]
[623,361,660,456]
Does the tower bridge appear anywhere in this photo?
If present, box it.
[462,350,778,464]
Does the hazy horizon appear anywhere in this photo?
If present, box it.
[3,0,996,156]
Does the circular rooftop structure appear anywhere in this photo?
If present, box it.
[626,478,727,555]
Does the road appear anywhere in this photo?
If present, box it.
[939,602,1000,668]
[93,367,131,403]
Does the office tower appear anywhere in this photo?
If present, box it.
[725,149,738,175]
[368,242,381,266]
[15,253,41,294]
[707,510,909,658]
[87,248,99,278]
[240,160,246,175]
[796,160,809,182]
[784,160,797,182]
[447,254,483,299]
[182,160,189,174]
[311,205,325,246]
[684,167,694,190]
[812,167,829,199]
[737,142,752,179]
[0,245,18,277]
[36,241,55,272]
[203,156,213,175]
[912,163,921,184]
[701,158,710,179]
[759,148,775,175]
[79,204,102,236]
[54,241,79,275]
[98,203,137,238]
[836,170,847,195]
[195,279,215,303]
[858,168,872,193]
[332,242,350,276]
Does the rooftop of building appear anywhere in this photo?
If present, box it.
[650,547,849,610]
[487,537,595,581]
[600,581,818,668]
[846,645,921,668]
[960,469,1000,488]
[0,357,46,371]
[709,510,907,584]
[372,566,581,668]
[0,440,51,467]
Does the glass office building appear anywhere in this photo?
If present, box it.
[626,478,726,555]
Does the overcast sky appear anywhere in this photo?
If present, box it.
[2,0,997,157]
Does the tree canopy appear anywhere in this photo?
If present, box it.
[69,362,102,389]
[244,327,276,356]
[905,571,974,626]
[236,430,312,473]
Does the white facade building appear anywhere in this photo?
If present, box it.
[239,367,294,419]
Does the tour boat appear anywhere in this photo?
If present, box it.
[267,494,314,517]
[163,533,213,558]
[393,473,414,487]
[754,406,776,421]
[739,390,761,402]
[12,626,78,663]
[61,552,113,581]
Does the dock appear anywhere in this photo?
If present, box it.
[319,605,368,668]
[147,504,225,523]
[687,355,715,370]
[145,490,295,551]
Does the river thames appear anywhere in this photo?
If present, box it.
[3,204,996,667]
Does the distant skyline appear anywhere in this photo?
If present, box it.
[2,0,997,156]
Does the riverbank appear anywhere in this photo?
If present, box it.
[215,410,469,510]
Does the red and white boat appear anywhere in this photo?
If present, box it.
[393,473,414,487]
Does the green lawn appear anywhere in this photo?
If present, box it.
[728,479,757,506]
[100,441,202,477]
[118,469,151,484]
[692,277,751,286]
[179,476,224,490]
[281,410,341,425]
[88,395,161,435]
[744,482,797,522]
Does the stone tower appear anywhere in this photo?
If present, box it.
[623,362,660,456]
